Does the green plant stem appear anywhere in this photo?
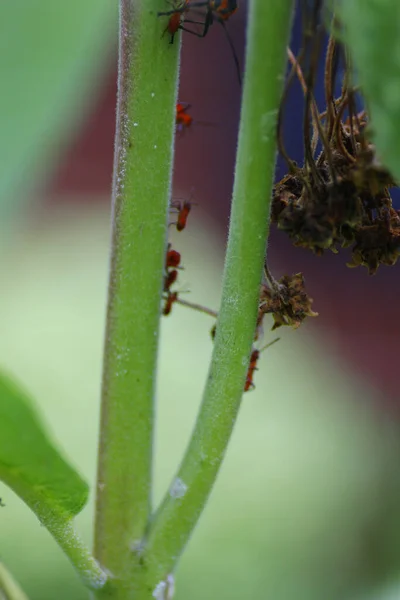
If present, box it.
[142,0,294,591]
[0,562,29,600]
[44,518,107,591]
[2,473,106,590]
[93,0,180,595]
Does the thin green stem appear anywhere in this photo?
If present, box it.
[142,0,294,591]
[0,562,29,600]
[93,0,180,595]
[1,473,106,591]
[44,518,107,591]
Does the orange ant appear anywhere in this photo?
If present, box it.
[159,0,205,44]
[176,102,217,135]
[176,102,193,131]
[244,339,280,392]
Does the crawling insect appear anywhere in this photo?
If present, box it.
[176,102,193,131]
[158,0,204,43]
[244,338,280,392]
[170,196,196,232]
[166,244,182,269]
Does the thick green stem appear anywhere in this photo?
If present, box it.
[142,0,294,591]
[93,0,180,595]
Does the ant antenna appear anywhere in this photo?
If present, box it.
[259,337,281,353]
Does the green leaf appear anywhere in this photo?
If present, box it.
[338,0,400,181]
[0,371,88,520]
[0,0,117,217]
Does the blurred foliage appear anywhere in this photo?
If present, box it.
[1,211,400,599]
[0,562,29,600]
[338,0,400,182]
[0,1,117,217]
[0,372,88,521]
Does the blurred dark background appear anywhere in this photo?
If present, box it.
[45,2,398,411]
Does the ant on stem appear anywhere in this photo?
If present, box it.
[244,339,280,392]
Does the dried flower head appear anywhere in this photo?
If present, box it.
[259,273,318,330]
[273,15,399,276]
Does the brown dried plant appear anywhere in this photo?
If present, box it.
[271,8,399,276]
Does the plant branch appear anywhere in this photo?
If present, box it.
[1,474,106,591]
[141,0,294,591]
[44,518,107,591]
[93,0,181,593]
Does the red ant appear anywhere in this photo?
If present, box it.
[166,246,182,268]
[162,267,178,316]
[163,291,179,315]
[164,268,178,291]
[158,1,241,84]
[163,244,182,316]
[244,338,280,392]
[170,192,196,232]
[171,200,192,232]
[244,349,259,392]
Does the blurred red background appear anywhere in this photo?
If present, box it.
[46,8,398,412]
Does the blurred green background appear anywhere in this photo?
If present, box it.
[1,2,400,600]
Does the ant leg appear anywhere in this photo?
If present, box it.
[185,8,212,37]
[175,297,218,318]
[178,21,207,37]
